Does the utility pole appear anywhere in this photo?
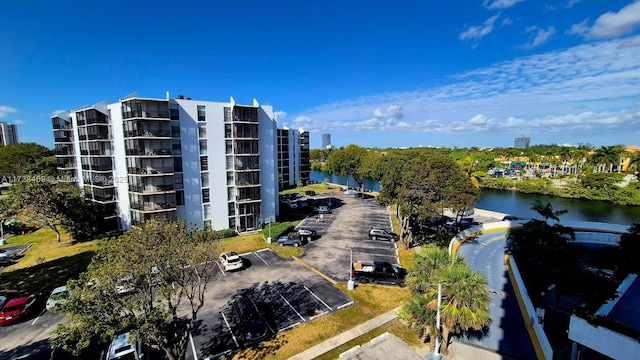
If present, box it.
[434,283,442,359]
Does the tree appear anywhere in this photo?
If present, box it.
[401,247,491,354]
[590,145,627,173]
[530,199,567,223]
[3,180,79,242]
[0,143,53,179]
[52,219,221,360]
[325,144,369,191]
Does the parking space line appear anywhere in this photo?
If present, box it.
[309,311,329,321]
[215,261,226,277]
[207,350,232,360]
[254,252,269,266]
[189,332,199,360]
[279,294,306,322]
[303,285,332,311]
[238,251,252,256]
[256,248,271,253]
[220,312,239,348]
[279,322,301,332]
[337,301,355,310]
[31,309,45,325]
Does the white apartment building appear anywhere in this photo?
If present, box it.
[52,93,283,233]
[0,122,19,145]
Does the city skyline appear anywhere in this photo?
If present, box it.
[2,0,640,149]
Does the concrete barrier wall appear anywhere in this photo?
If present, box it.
[506,255,554,360]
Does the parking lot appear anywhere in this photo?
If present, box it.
[190,249,354,359]
[296,191,400,282]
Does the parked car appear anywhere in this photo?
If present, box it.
[0,294,37,326]
[231,294,271,344]
[502,215,519,221]
[368,228,399,241]
[46,285,68,311]
[0,248,17,264]
[352,261,406,286]
[107,332,145,360]
[304,190,316,196]
[314,205,331,214]
[344,189,358,196]
[296,228,317,239]
[220,252,244,271]
[277,232,305,247]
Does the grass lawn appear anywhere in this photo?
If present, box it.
[313,318,424,360]
[232,283,412,359]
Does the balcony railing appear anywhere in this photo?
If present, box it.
[122,110,170,119]
[127,167,174,175]
[124,129,170,138]
[52,123,72,130]
[80,149,113,156]
[55,149,74,156]
[81,164,113,171]
[125,148,172,156]
[85,117,109,125]
[130,202,177,211]
[54,136,73,143]
[57,162,75,169]
[93,194,116,202]
[128,184,175,193]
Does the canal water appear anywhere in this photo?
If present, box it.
[310,170,640,226]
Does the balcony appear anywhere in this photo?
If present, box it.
[122,110,170,120]
[130,202,177,212]
[127,166,173,175]
[93,194,116,202]
[128,184,175,193]
[124,129,170,138]
[85,117,109,125]
[81,164,113,172]
[55,149,74,156]
[56,162,75,169]
[54,135,73,143]
[125,148,172,156]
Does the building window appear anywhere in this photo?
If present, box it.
[198,123,207,138]
[224,107,231,122]
[201,172,209,188]
[197,105,206,122]
[174,173,184,190]
[225,124,232,138]
[200,156,208,171]
[228,203,236,216]
[172,139,182,155]
[202,188,210,203]
[173,157,183,172]
[176,191,185,205]
[203,204,211,219]
[199,140,207,155]
[170,103,179,120]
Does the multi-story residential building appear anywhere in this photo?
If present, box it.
[514,136,530,149]
[277,127,310,190]
[0,122,19,145]
[322,133,331,149]
[52,93,290,234]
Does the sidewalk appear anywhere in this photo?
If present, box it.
[289,307,401,360]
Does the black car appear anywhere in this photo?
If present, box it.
[368,228,399,241]
[231,294,271,344]
[304,190,316,196]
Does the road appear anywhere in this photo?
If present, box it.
[456,230,537,360]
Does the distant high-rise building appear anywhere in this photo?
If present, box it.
[0,122,19,145]
[322,133,331,149]
[514,136,530,149]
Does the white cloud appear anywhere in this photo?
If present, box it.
[13,119,26,125]
[586,0,640,39]
[566,18,590,36]
[0,106,18,118]
[274,110,287,121]
[483,0,524,10]
[289,37,640,141]
[501,17,514,27]
[566,0,581,9]
[459,13,501,41]
[521,26,556,49]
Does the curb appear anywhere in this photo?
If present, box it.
[292,256,338,285]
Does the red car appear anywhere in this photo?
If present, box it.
[0,295,36,326]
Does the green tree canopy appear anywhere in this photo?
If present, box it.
[324,144,370,190]
[52,219,221,360]
[0,143,53,179]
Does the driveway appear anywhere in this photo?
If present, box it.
[190,249,353,359]
[296,192,400,282]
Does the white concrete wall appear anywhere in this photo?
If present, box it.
[258,105,278,221]
[108,103,131,229]
[569,315,640,360]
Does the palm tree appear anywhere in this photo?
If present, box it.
[407,246,462,294]
[590,145,627,173]
[558,147,573,176]
[628,152,640,180]
[530,199,567,223]
[428,263,491,353]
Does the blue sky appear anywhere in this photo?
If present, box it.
[2,0,640,149]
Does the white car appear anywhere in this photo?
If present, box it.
[344,189,358,196]
[46,285,68,311]
[220,252,244,271]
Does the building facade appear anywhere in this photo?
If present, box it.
[277,127,310,191]
[0,122,19,145]
[52,93,292,234]
[514,136,530,149]
[322,133,331,149]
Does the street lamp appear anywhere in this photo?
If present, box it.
[265,216,274,243]
[347,247,354,291]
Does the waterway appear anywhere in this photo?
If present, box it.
[310,170,640,226]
